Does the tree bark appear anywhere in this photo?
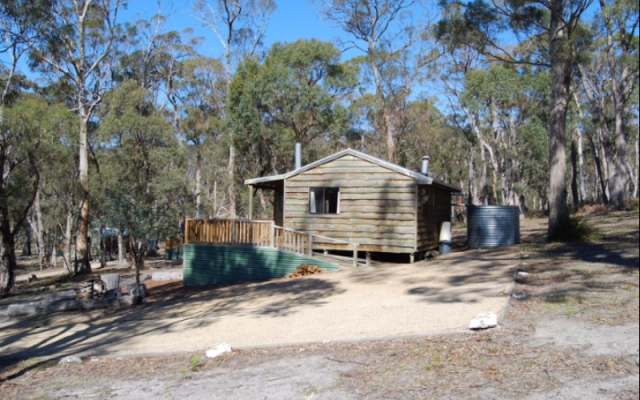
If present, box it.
[195,147,202,218]
[29,187,48,269]
[573,93,587,202]
[600,0,630,208]
[547,0,570,240]
[62,197,74,275]
[76,112,91,274]
[22,226,31,256]
[0,233,17,294]
[571,128,580,208]
[117,232,126,268]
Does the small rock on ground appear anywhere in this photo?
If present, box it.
[59,356,82,364]
[206,343,232,358]
[469,312,498,330]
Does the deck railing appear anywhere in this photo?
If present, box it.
[185,219,273,247]
[274,226,313,256]
[184,218,359,265]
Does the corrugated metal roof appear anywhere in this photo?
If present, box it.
[245,148,460,192]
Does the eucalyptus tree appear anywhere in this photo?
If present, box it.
[193,0,277,218]
[176,57,227,218]
[0,95,67,293]
[437,0,593,240]
[576,0,639,208]
[0,0,54,100]
[116,14,201,131]
[98,80,183,297]
[317,0,437,163]
[460,65,549,210]
[228,39,358,181]
[26,102,77,272]
[28,0,126,273]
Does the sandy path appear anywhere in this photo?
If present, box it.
[0,247,517,359]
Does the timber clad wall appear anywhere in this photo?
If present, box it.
[285,155,417,253]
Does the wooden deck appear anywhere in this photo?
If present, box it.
[184,219,360,266]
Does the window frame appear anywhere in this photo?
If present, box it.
[309,186,340,215]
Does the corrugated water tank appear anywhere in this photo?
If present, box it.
[467,206,520,248]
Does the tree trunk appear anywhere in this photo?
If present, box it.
[117,232,126,268]
[76,115,91,274]
[479,144,488,205]
[62,201,74,274]
[573,100,588,202]
[601,0,630,209]
[22,226,32,256]
[571,128,580,208]
[50,242,57,269]
[369,50,395,163]
[195,147,202,218]
[227,147,236,218]
[29,187,48,269]
[0,230,17,294]
[631,138,639,198]
[468,150,477,205]
[547,0,570,240]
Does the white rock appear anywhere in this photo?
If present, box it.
[469,312,498,330]
[515,271,530,283]
[206,343,232,358]
[59,355,82,364]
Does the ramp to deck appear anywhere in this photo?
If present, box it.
[183,244,339,287]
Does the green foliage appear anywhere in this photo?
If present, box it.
[97,80,184,244]
[227,39,357,180]
[189,354,202,371]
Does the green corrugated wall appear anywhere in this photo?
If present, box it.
[183,244,340,287]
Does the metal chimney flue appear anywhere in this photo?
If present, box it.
[295,143,302,170]
[421,155,430,176]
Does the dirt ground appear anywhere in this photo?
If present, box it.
[0,209,638,400]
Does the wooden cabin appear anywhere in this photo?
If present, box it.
[245,149,460,261]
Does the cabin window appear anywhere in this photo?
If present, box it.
[309,187,340,214]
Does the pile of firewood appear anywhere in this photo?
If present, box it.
[284,264,325,278]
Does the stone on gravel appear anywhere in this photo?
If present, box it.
[151,271,182,281]
[206,343,232,358]
[469,312,498,330]
[512,291,529,299]
[515,271,530,283]
[59,356,82,364]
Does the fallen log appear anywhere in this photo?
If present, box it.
[7,296,136,317]
[31,290,78,303]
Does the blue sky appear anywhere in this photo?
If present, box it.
[125,0,351,59]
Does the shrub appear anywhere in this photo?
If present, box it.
[549,215,599,243]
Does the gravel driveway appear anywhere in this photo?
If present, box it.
[0,247,517,360]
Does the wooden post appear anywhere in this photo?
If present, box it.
[184,219,190,244]
[270,222,275,248]
[353,244,358,268]
[308,233,313,257]
[231,220,236,245]
[248,185,254,221]
[410,253,415,264]
[366,251,371,267]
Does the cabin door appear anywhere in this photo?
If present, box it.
[274,188,284,226]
